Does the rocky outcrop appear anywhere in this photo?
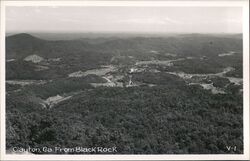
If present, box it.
[68,71,85,77]
[24,54,44,63]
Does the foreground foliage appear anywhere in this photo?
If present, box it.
[6,84,243,154]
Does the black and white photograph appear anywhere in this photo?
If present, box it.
[0,0,249,160]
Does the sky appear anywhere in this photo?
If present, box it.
[6,6,242,33]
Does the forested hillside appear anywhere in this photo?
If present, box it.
[6,33,243,154]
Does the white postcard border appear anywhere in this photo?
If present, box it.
[0,1,249,160]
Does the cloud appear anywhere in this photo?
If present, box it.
[116,17,183,25]
[59,18,83,23]
[196,18,242,25]
[164,17,183,24]
[117,18,165,25]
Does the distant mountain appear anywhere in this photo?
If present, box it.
[6,33,46,59]
[94,36,243,58]
[6,33,243,60]
[7,33,43,41]
[6,33,243,80]
[6,33,96,59]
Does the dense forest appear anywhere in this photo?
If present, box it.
[6,33,243,154]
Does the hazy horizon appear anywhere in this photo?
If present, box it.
[6,6,242,33]
[6,31,242,41]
